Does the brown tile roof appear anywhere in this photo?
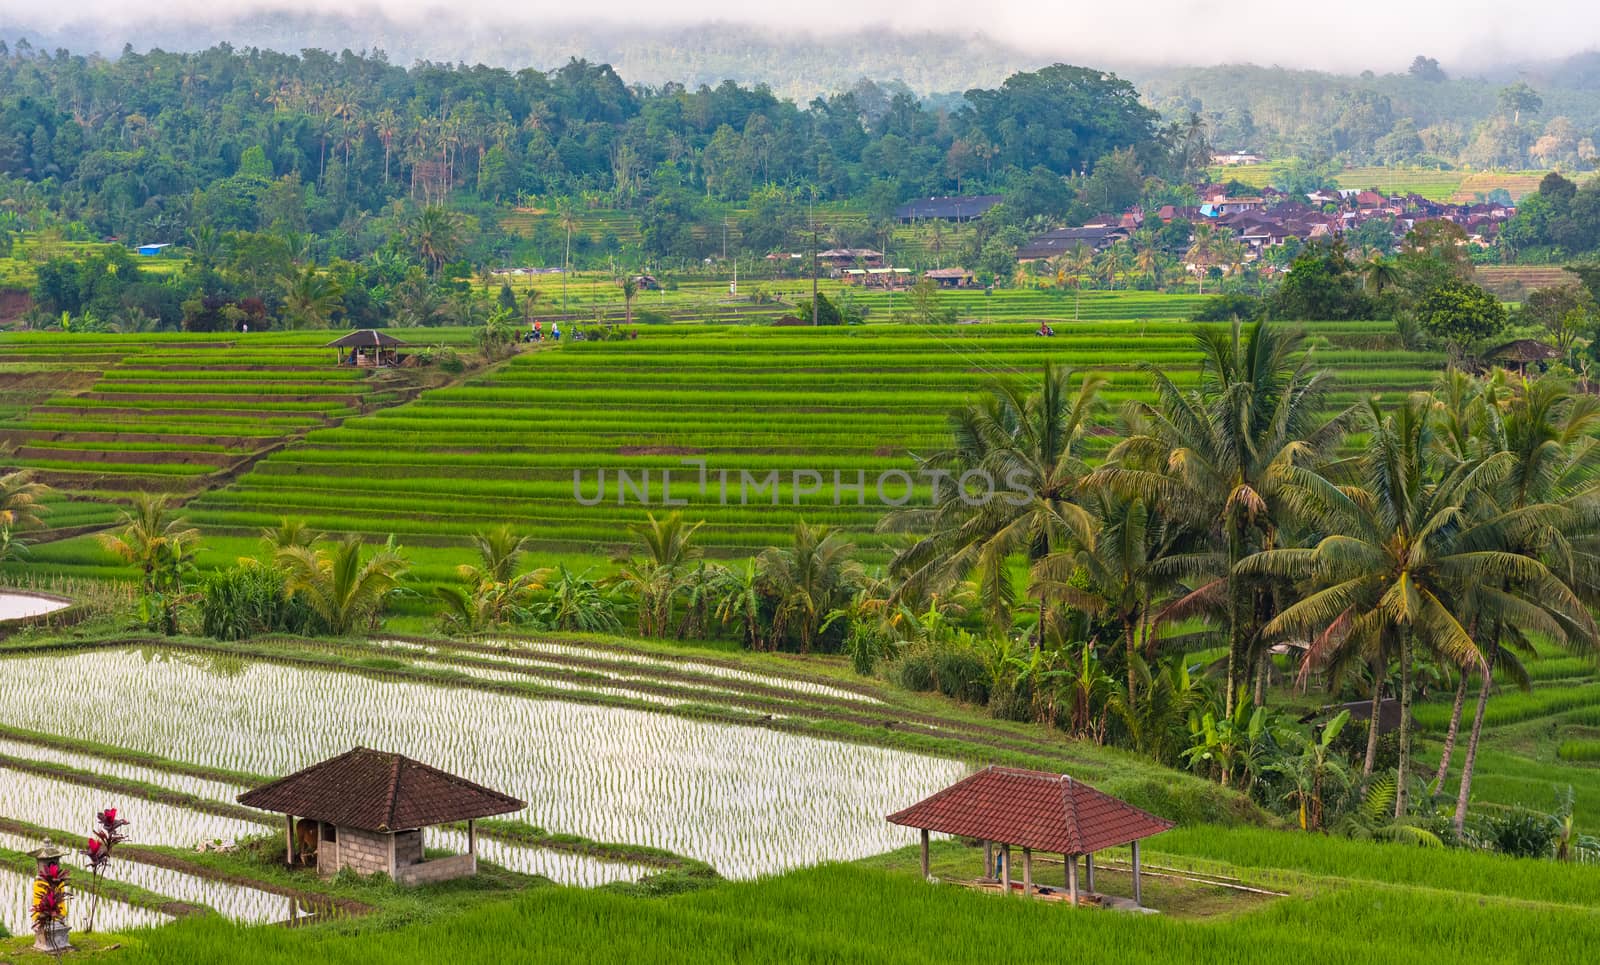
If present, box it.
[325,329,408,349]
[886,766,1173,855]
[237,747,524,832]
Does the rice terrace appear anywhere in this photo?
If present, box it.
[5,9,1600,965]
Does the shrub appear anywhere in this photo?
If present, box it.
[930,643,991,705]
[198,564,324,640]
[1485,808,1557,859]
[889,652,937,692]
[1190,293,1264,322]
[635,308,672,325]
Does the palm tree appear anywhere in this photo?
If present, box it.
[100,493,199,598]
[1186,223,1217,295]
[278,264,343,329]
[1361,255,1401,295]
[259,517,320,552]
[1242,395,1592,817]
[758,520,859,653]
[0,465,49,533]
[445,525,545,631]
[1031,490,1177,711]
[409,205,465,278]
[275,537,409,636]
[1101,319,1350,715]
[619,276,639,327]
[1443,375,1600,832]
[463,524,535,585]
[881,363,1105,646]
[99,493,200,634]
[557,200,579,315]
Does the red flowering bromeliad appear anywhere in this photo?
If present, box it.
[80,807,131,934]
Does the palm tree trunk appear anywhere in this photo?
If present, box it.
[1362,669,1383,780]
[1454,640,1499,836]
[1394,626,1412,820]
[1224,521,1244,717]
[1125,621,1138,713]
[1432,670,1470,792]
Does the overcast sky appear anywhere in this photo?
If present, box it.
[5,0,1599,71]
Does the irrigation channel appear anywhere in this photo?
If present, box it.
[0,647,969,879]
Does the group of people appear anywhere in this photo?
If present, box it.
[1036,322,1056,337]
[522,321,561,343]
[516,322,643,344]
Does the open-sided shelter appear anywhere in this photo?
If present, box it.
[238,747,524,886]
[887,766,1174,906]
[326,329,408,367]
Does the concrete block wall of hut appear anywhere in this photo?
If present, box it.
[394,829,424,867]
[396,853,476,886]
[330,827,396,876]
[317,822,340,873]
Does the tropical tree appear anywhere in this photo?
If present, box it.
[713,559,766,649]
[1270,710,1354,831]
[259,517,320,552]
[1030,490,1176,711]
[275,536,409,636]
[0,466,50,533]
[100,493,200,634]
[758,520,860,653]
[1442,375,1600,832]
[881,363,1105,646]
[1241,395,1593,817]
[536,563,621,633]
[1101,318,1350,714]
[277,264,343,329]
[408,205,465,277]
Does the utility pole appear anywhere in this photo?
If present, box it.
[810,192,819,327]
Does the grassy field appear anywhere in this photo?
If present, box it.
[1209,163,1554,202]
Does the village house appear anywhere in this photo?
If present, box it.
[895,195,1002,222]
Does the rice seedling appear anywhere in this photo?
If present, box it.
[0,649,968,878]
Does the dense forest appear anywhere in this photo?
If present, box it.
[0,43,1192,253]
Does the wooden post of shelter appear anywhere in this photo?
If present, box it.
[284,815,296,867]
[1131,841,1143,907]
[883,767,1175,909]
[919,828,929,879]
[468,819,477,857]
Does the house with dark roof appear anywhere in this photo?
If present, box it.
[895,195,1002,222]
[239,747,525,886]
[1017,226,1128,262]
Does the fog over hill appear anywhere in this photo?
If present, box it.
[3,3,1599,100]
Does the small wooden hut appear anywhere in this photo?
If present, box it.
[887,766,1174,907]
[326,329,408,367]
[1486,338,1561,375]
[238,747,524,886]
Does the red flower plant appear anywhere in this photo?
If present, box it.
[80,807,131,934]
[31,861,70,932]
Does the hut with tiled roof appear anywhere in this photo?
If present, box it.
[239,747,524,886]
[887,766,1174,906]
